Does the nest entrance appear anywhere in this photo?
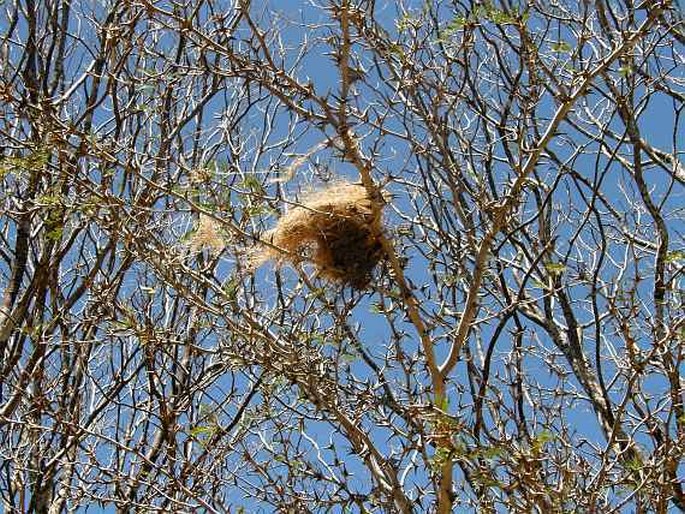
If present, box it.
[252,182,386,289]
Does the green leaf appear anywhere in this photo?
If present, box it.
[308,334,324,345]
[341,351,357,363]
[531,278,547,289]
[430,446,454,470]
[189,425,213,438]
[551,41,572,53]
[618,65,632,77]
[223,277,239,300]
[532,429,554,452]
[665,250,685,264]
[482,446,504,459]
[240,175,264,194]
[536,430,554,443]
[46,226,64,241]
[446,16,467,31]
[396,14,413,33]
[180,228,196,243]
[388,43,405,58]
[545,262,566,276]
[38,193,63,206]
[0,149,50,176]
[485,8,515,25]
[625,456,643,471]
[245,204,272,217]
[369,302,384,314]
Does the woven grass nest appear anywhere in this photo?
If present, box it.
[252,182,386,289]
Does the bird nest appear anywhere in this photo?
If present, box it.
[251,182,386,289]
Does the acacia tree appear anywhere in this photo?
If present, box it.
[1,0,684,512]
